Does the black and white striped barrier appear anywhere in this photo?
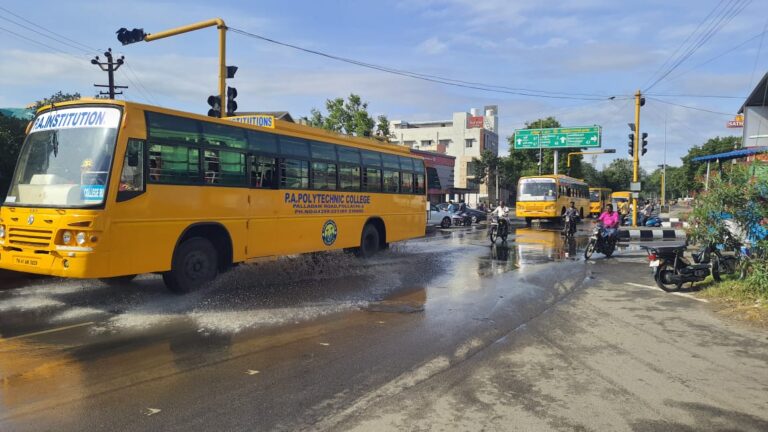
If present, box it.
[660,217,689,228]
[617,228,687,241]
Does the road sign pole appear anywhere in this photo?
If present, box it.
[632,90,641,227]
[553,150,558,175]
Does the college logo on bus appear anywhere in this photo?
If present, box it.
[321,220,338,246]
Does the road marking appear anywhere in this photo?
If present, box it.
[245,369,260,375]
[319,342,330,346]
[625,282,709,303]
[0,321,95,342]
[377,321,386,324]
[144,408,162,416]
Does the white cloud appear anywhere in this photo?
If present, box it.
[417,37,448,55]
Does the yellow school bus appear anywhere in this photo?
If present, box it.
[589,187,612,217]
[0,99,426,293]
[611,191,631,215]
[516,174,589,226]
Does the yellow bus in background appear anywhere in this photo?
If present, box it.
[589,187,612,217]
[611,191,631,215]
[516,175,589,226]
[0,100,426,293]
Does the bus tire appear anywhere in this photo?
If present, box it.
[99,274,137,286]
[355,223,380,258]
[525,217,532,227]
[163,237,219,294]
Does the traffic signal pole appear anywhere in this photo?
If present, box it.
[632,90,641,227]
[122,18,228,118]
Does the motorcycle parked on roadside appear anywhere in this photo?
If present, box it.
[584,223,616,259]
[691,243,739,282]
[489,215,509,244]
[642,244,711,292]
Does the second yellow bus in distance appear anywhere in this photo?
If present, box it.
[589,187,612,217]
[516,175,589,226]
[0,99,427,293]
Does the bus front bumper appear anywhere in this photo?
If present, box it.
[516,202,558,218]
[0,245,110,278]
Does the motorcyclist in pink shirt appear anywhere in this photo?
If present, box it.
[597,203,620,239]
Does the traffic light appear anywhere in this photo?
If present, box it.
[641,133,648,156]
[116,28,146,45]
[226,66,238,79]
[226,87,238,116]
[207,95,221,117]
[628,133,634,157]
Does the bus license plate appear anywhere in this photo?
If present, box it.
[649,260,660,267]
[15,256,39,267]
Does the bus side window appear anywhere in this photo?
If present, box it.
[251,155,277,188]
[117,139,146,202]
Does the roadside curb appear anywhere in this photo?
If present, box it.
[618,228,686,242]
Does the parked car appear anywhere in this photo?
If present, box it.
[427,207,453,228]
[462,207,487,224]
[434,203,487,224]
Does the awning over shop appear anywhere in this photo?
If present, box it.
[691,146,768,162]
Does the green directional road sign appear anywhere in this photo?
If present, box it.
[513,126,601,149]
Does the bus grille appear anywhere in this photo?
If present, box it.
[8,228,53,248]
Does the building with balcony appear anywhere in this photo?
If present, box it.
[392,106,499,205]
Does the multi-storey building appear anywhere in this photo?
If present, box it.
[392,106,499,205]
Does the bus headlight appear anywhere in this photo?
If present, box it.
[0,225,5,239]
[62,231,73,245]
[76,232,87,246]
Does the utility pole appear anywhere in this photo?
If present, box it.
[91,48,127,99]
[631,90,643,227]
[662,115,667,205]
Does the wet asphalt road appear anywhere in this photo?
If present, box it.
[1,224,767,431]
[0,224,587,431]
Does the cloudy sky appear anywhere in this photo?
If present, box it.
[1,0,765,171]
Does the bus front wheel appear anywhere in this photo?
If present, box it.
[355,224,380,258]
[163,237,219,294]
[525,217,532,227]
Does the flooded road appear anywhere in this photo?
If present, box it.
[1,225,595,431]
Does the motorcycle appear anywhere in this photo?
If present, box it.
[561,214,577,238]
[691,243,739,282]
[642,244,710,292]
[489,215,509,244]
[584,223,616,259]
[452,211,472,227]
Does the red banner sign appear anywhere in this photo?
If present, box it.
[467,116,484,128]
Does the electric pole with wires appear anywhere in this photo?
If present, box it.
[91,48,127,99]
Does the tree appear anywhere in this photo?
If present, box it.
[32,91,81,112]
[581,162,604,187]
[0,113,27,201]
[303,94,378,137]
[375,115,392,140]
[601,158,644,192]
[680,136,741,194]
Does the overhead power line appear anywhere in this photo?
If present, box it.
[0,5,99,53]
[644,0,751,92]
[228,27,625,101]
[647,97,735,116]
[664,28,768,83]
[646,93,744,99]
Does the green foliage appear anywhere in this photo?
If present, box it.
[304,94,380,137]
[33,91,81,112]
[679,136,741,194]
[687,165,768,294]
[375,115,392,139]
[599,158,647,192]
[0,113,27,200]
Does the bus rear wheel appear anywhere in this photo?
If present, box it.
[163,237,219,294]
[355,224,380,258]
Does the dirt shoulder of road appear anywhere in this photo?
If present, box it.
[696,280,768,329]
